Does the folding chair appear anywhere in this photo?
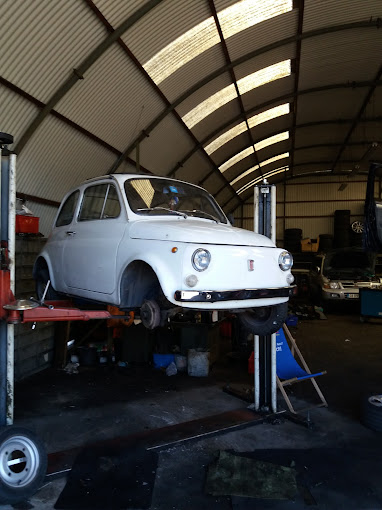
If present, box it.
[276,325,327,414]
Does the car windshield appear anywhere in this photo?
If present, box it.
[323,250,376,278]
[124,177,227,223]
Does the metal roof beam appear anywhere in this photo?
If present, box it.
[290,0,304,177]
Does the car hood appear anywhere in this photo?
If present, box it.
[129,218,275,247]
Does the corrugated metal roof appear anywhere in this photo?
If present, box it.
[299,29,382,89]
[303,0,382,32]
[1,0,381,213]
[55,44,166,152]
[16,116,117,201]
[0,0,105,102]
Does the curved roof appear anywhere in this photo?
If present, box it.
[1,0,382,213]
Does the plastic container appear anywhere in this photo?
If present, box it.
[153,353,175,370]
[187,349,209,377]
[16,215,39,234]
[174,354,187,372]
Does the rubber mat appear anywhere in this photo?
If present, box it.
[54,444,158,509]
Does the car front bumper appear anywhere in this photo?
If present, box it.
[174,286,294,303]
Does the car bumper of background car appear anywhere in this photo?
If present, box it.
[174,286,294,303]
[322,288,359,300]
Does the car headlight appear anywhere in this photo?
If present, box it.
[278,251,293,271]
[329,281,340,289]
[192,249,211,271]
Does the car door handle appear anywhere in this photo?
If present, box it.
[66,231,76,236]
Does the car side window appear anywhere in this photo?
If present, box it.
[55,191,79,227]
[78,184,121,221]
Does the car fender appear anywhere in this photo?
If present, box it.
[117,240,185,304]
[33,252,62,293]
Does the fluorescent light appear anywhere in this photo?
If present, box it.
[237,166,289,194]
[230,152,289,186]
[219,131,289,173]
[183,60,290,129]
[143,0,292,85]
[204,103,290,155]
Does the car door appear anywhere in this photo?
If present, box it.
[62,182,126,295]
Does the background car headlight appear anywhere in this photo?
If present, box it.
[279,251,293,271]
[329,281,340,289]
[192,249,211,271]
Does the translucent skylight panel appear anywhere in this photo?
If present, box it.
[218,0,293,39]
[237,60,291,95]
[254,131,289,151]
[143,18,220,85]
[219,131,289,174]
[205,121,247,155]
[248,103,290,129]
[230,152,289,185]
[219,147,254,173]
[183,61,290,129]
[143,0,292,85]
[237,166,289,194]
[204,103,290,155]
[182,84,238,129]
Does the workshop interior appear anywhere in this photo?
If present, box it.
[1,1,382,508]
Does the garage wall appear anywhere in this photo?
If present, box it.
[231,174,379,245]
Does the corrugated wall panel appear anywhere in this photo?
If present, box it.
[0,0,106,101]
[16,116,117,201]
[240,76,294,115]
[56,44,166,152]
[232,176,373,241]
[299,29,382,89]
[303,0,382,32]
[295,124,349,149]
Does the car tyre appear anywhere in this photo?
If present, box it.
[35,267,62,301]
[361,393,382,432]
[237,302,288,336]
[0,426,47,504]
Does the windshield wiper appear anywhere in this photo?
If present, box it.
[136,207,187,218]
[180,209,219,223]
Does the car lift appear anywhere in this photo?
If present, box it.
[252,181,278,413]
[0,133,119,502]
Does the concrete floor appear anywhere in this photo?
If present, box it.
[2,304,382,509]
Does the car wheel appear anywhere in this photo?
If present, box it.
[0,426,47,504]
[35,267,61,301]
[237,302,288,336]
[140,299,161,329]
[361,393,382,432]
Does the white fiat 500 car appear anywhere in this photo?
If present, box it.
[33,174,294,335]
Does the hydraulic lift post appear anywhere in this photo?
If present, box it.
[253,181,277,413]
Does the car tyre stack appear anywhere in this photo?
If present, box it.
[361,393,382,432]
[284,228,302,253]
[334,210,350,248]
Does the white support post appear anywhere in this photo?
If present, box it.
[7,154,16,425]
